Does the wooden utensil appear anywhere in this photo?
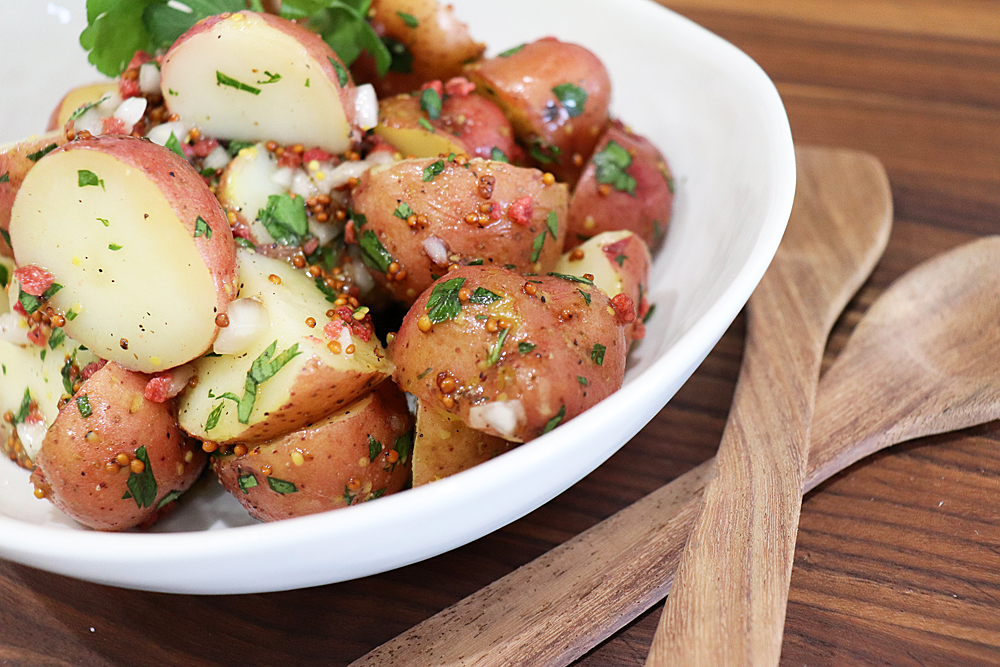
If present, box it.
[645,146,892,663]
[351,146,892,667]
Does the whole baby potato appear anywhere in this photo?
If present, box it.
[30,362,206,531]
[567,120,675,249]
[350,156,568,303]
[211,381,414,521]
[392,266,630,442]
[465,38,611,185]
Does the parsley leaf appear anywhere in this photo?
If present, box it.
[303,1,391,76]
[384,36,413,73]
[359,230,394,273]
[48,328,67,350]
[0,264,8,288]
[77,169,104,189]
[216,71,261,95]
[417,117,435,132]
[125,445,158,508]
[422,160,445,182]
[18,283,63,315]
[157,489,183,509]
[76,395,93,418]
[238,472,258,494]
[27,144,58,162]
[592,141,637,196]
[546,210,559,238]
[614,254,627,267]
[490,147,508,163]
[551,83,587,118]
[420,87,442,120]
[577,375,588,386]
[578,289,592,306]
[165,131,185,158]
[518,342,536,354]
[486,327,509,367]
[268,476,298,494]
[542,405,566,434]
[205,402,223,431]
[258,193,309,245]
[0,172,8,184]
[468,287,501,305]
[257,70,282,84]
[591,343,607,366]
[530,231,547,263]
[328,56,349,87]
[547,272,593,285]
[396,10,418,27]
[368,435,383,461]
[13,389,31,425]
[226,140,256,156]
[498,44,525,57]
[214,341,301,424]
[194,216,213,239]
[393,201,415,220]
[425,277,465,324]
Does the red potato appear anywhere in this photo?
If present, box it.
[177,249,390,445]
[211,381,413,521]
[392,266,629,442]
[350,156,568,303]
[552,230,652,343]
[351,0,485,97]
[566,120,675,249]
[412,398,516,486]
[30,362,207,531]
[0,131,68,256]
[374,91,519,161]
[160,11,360,154]
[465,38,611,185]
[9,136,238,373]
[46,82,118,132]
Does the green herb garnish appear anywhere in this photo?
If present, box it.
[591,343,606,366]
[547,272,593,285]
[490,147,508,163]
[551,83,587,118]
[468,287,501,304]
[359,230,394,273]
[542,405,566,434]
[194,216,213,239]
[498,44,525,57]
[422,160,445,182]
[420,87,442,120]
[425,277,465,324]
[592,141,637,195]
[77,169,104,189]
[124,445,157,508]
[165,131,185,158]
[518,342,536,354]
[238,472,258,494]
[396,10,418,27]
[267,476,298,494]
[27,144,57,162]
[486,327,509,367]
[258,193,308,245]
[216,71,261,95]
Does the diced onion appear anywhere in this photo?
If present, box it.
[353,84,379,131]
[113,96,147,131]
[16,421,48,461]
[138,62,161,95]
[73,108,104,138]
[146,120,191,148]
[96,92,123,115]
[270,166,294,189]
[203,145,231,170]
[213,298,268,355]
[290,170,318,199]
[163,364,196,399]
[467,400,525,440]
[0,313,29,345]
[422,236,449,266]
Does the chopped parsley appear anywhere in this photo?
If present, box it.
[267,476,298,494]
[425,277,465,324]
[546,210,559,238]
[77,169,104,189]
[60,352,77,395]
[384,37,414,74]
[238,472,258,494]
[257,71,281,84]
[530,231,547,263]
[48,328,66,350]
[577,376,588,386]
[551,83,587,118]
[18,283,63,316]
[614,254,627,267]
[547,272,593,285]
[486,327,509,367]
[420,87,442,120]
[108,243,122,251]
[417,117,435,132]
[13,389,31,425]
[0,264,7,288]
[396,11,418,27]
[468,287,501,304]
[165,131,185,158]
[68,98,102,121]
[157,489,184,509]
[518,342,536,354]
[591,343,607,366]
[578,289,592,306]
[210,341,301,424]
[592,141,637,195]
[97,217,110,227]
[422,160,445,182]
[389,431,413,472]
[76,394,93,418]
[258,193,308,245]
[359,230,394,273]
[528,140,561,165]
[393,201,415,220]
[235,236,255,249]
[216,71,261,95]
[498,43,525,57]
[205,403,224,431]
[226,140,256,157]
[368,435,383,461]
[490,147,508,163]
[194,216,213,239]
[27,144,57,162]
[0,172,8,183]
[643,303,656,324]
[542,405,566,434]
[123,446,157,508]
[328,56,349,87]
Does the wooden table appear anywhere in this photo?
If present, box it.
[3,1,1000,665]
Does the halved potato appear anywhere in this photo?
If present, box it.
[46,82,118,132]
[0,131,68,255]
[0,322,99,468]
[212,381,413,521]
[177,248,390,444]
[31,361,206,531]
[215,143,285,244]
[412,398,515,486]
[8,136,238,373]
[160,11,359,154]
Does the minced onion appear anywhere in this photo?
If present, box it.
[202,144,231,171]
[353,84,379,131]
[422,236,449,266]
[146,120,191,148]
[468,400,525,440]
[113,96,147,132]
[138,62,161,95]
[0,313,29,345]
[213,298,268,355]
[15,421,47,460]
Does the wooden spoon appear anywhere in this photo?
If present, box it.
[351,145,893,667]
[645,145,893,662]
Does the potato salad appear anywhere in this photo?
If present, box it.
[0,0,674,530]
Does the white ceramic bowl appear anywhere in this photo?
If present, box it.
[0,0,794,593]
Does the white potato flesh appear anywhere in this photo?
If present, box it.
[160,12,353,154]
[9,149,221,372]
[178,249,389,443]
[551,230,634,298]
[216,143,284,244]
[0,255,12,314]
[0,324,98,465]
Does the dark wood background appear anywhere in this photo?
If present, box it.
[3,1,1000,664]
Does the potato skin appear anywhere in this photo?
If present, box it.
[412,399,516,486]
[351,0,485,97]
[465,38,611,185]
[567,120,675,249]
[350,156,568,304]
[30,362,206,531]
[0,131,68,256]
[212,381,414,521]
[391,266,628,442]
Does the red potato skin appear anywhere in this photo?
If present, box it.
[0,131,68,257]
[41,135,239,317]
[465,38,611,186]
[567,120,675,249]
[164,11,358,129]
[350,0,485,97]
[391,266,628,442]
[350,156,568,304]
[30,362,206,531]
[211,381,414,521]
[377,93,520,161]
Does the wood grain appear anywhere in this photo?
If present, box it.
[3,1,1000,666]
